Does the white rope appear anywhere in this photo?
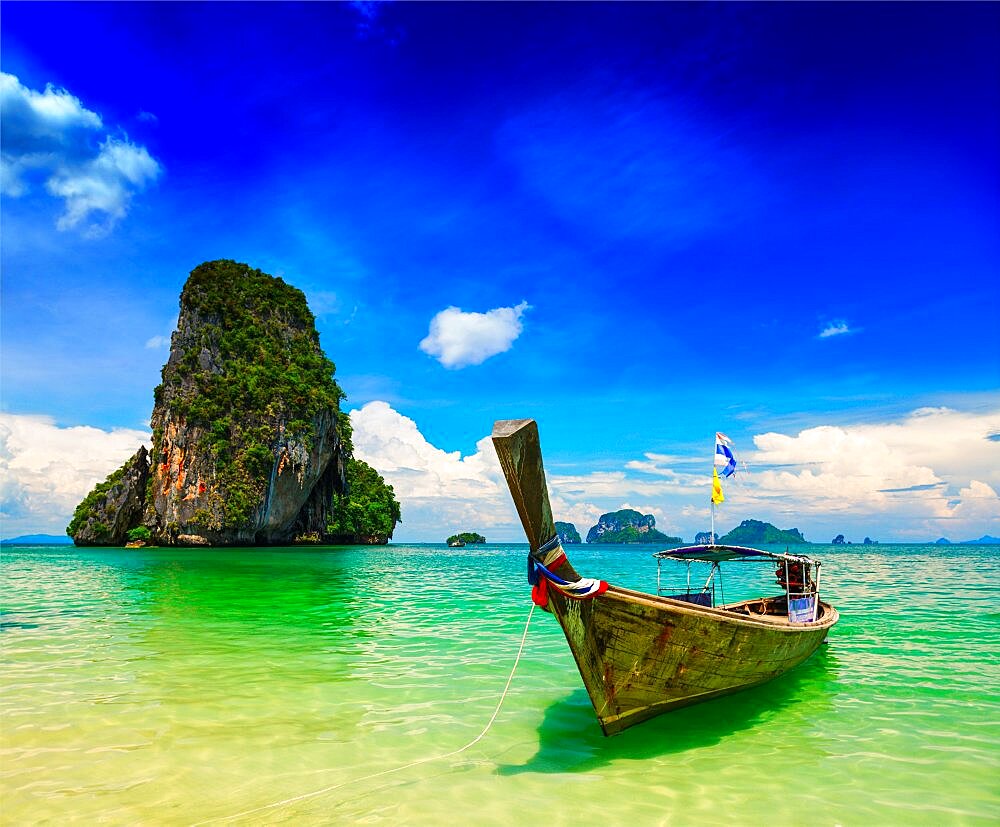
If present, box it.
[193,603,536,825]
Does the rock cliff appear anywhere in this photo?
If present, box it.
[555,521,582,544]
[68,446,151,545]
[585,509,681,544]
[69,260,366,546]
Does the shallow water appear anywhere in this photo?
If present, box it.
[2,543,998,824]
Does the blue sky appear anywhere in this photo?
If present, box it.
[2,2,998,542]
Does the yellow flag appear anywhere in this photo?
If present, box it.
[711,467,725,504]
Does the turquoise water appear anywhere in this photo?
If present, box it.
[2,543,998,824]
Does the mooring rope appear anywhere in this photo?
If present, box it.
[194,603,536,825]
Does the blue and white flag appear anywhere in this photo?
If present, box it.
[715,432,737,477]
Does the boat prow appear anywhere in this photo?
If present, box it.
[492,418,839,736]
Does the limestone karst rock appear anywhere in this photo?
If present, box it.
[70,260,356,546]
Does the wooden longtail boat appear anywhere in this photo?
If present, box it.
[492,418,839,736]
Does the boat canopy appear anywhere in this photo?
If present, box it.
[653,544,817,565]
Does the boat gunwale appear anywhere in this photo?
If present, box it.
[602,583,840,632]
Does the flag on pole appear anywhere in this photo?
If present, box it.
[714,432,737,477]
[711,467,725,504]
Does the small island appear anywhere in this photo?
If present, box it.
[832,534,879,546]
[555,521,582,544]
[586,509,681,544]
[718,519,806,545]
[67,260,401,547]
[447,532,485,547]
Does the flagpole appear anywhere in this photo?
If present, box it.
[710,436,715,545]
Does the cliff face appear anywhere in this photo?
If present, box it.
[555,521,582,544]
[585,509,680,544]
[70,260,354,546]
[68,446,151,545]
[147,260,349,545]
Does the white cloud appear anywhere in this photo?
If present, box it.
[145,315,179,350]
[0,72,161,235]
[0,72,102,155]
[349,401,684,541]
[5,403,995,544]
[0,413,150,538]
[47,137,160,236]
[948,480,999,528]
[819,320,852,338]
[349,401,519,538]
[419,301,530,368]
[744,407,1000,539]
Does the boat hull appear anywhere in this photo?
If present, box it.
[548,585,838,735]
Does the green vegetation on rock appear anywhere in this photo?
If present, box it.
[719,519,807,545]
[153,260,349,529]
[67,465,125,538]
[69,260,402,547]
[592,526,681,544]
[555,521,582,544]
[586,509,681,544]
[447,532,486,545]
[66,446,150,545]
[327,458,401,544]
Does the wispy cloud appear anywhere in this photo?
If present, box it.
[419,301,530,369]
[349,1,403,44]
[0,72,161,236]
[819,320,853,338]
[498,82,760,244]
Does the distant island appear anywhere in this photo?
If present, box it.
[0,534,74,546]
[447,532,485,546]
[934,535,1000,545]
[586,509,681,544]
[718,519,806,545]
[832,535,879,545]
[67,260,401,548]
[555,521,582,544]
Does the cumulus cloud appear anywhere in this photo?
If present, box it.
[349,401,688,541]
[819,320,852,338]
[349,401,518,537]
[0,71,102,156]
[0,72,161,235]
[419,301,530,369]
[744,407,1000,539]
[0,413,150,538]
[5,402,995,543]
